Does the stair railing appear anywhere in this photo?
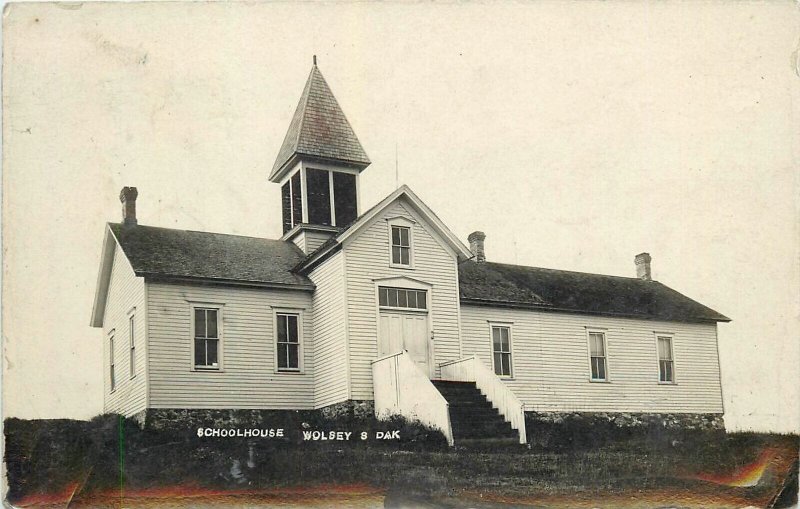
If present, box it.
[440,355,527,444]
[372,350,454,446]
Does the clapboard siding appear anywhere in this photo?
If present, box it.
[147,282,315,409]
[460,304,723,413]
[103,244,147,416]
[291,230,335,254]
[308,251,349,407]
[344,198,462,400]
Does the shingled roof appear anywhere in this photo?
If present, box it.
[103,222,729,324]
[269,63,370,181]
[108,223,313,289]
[459,260,730,323]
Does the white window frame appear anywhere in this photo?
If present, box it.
[273,308,304,374]
[373,277,434,370]
[586,328,610,382]
[654,332,677,384]
[387,216,415,269]
[377,286,429,312]
[488,321,514,379]
[190,303,224,372]
[109,330,116,393]
[128,310,136,379]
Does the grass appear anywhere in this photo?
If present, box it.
[4,414,798,507]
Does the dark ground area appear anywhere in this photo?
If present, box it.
[4,413,798,508]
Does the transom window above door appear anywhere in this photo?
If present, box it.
[378,287,427,310]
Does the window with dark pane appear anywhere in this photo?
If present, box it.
[391,226,410,265]
[306,168,331,225]
[657,336,674,382]
[333,172,357,226]
[492,326,512,376]
[277,313,300,371]
[281,181,292,233]
[589,332,607,380]
[290,172,302,227]
[377,287,427,310]
[194,308,220,369]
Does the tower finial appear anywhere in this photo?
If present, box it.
[313,55,317,66]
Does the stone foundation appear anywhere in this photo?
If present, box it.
[318,400,375,420]
[142,408,313,431]
[523,411,725,448]
[525,411,724,431]
[140,401,376,431]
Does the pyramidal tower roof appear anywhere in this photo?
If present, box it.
[270,59,371,181]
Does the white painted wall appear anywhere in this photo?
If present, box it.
[308,251,350,408]
[372,351,453,445]
[146,282,315,409]
[291,229,335,254]
[103,244,147,416]
[460,304,724,414]
[343,198,462,400]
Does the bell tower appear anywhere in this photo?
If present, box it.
[270,57,371,253]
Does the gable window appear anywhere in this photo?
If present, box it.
[657,335,675,383]
[391,226,411,266]
[194,307,220,370]
[109,334,116,392]
[491,325,513,377]
[378,287,427,310]
[276,313,301,372]
[588,331,608,381]
[129,314,136,378]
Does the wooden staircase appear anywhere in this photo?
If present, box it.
[431,380,519,446]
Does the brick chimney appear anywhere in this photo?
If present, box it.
[468,231,486,263]
[635,252,652,280]
[120,186,138,226]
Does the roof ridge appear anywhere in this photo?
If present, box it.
[479,260,651,282]
[293,66,313,159]
[109,222,286,243]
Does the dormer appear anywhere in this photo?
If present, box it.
[270,57,370,254]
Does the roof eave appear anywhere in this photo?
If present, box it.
[460,297,729,324]
[293,242,342,274]
[141,273,316,291]
[89,224,117,328]
[335,185,472,258]
[269,152,371,183]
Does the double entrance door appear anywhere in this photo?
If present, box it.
[378,310,430,377]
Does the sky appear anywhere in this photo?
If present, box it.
[2,1,798,433]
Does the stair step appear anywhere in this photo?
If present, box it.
[450,405,500,418]
[455,437,523,449]
[452,428,518,439]
[450,418,511,427]
[451,420,515,430]
[446,400,495,408]
[432,379,521,443]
